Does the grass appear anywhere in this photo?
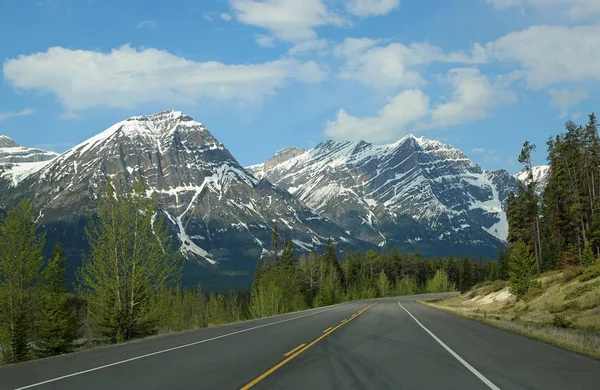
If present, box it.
[420,266,600,360]
[421,300,600,360]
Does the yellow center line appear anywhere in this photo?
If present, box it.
[323,327,333,334]
[240,302,377,390]
[284,344,306,357]
[340,319,348,324]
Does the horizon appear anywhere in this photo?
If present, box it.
[1,0,598,175]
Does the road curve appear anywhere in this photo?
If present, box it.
[0,293,599,389]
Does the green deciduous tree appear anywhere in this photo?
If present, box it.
[425,269,456,293]
[377,270,391,297]
[77,179,183,343]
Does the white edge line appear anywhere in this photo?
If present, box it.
[14,303,352,390]
[398,302,501,390]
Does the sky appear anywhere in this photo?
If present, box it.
[1,0,599,174]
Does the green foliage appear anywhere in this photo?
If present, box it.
[565,281,600,300]
[377,270,391,297]
[425,269,456,293]
[583,244,596,267]
[77,179,183,343]
[460,256,475,293]
[35,243,81,358]
[205,293,229,326]
[577,264,600,282]
[552,314,574,329]
[508,240,540,300]
[0,199,45,364]
[395,277,418,296]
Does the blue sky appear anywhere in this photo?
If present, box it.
[1,0,599,173]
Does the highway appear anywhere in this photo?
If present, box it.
[1,293,599,389]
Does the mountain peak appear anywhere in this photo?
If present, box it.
[0,135,20,148]
[128,109,193,123]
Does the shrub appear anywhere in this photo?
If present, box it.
[565,281,600,300]
[552,314,574,329]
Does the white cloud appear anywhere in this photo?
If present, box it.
[229,0,346,41]
[431,68,516,127]
[486,0,600,20]
[335,38,487,89]
[485,25,600,89]
[59,111,80,120]
[325,89,430,142]
[137,20,156,29]
[325,68,513,142]
[289,39,328,55]
[220,13,232,21]
[346,0,400,16]
[548,89,590,118]
[256,35,276,47]
[0,108,35,121]
[3,45,326,111]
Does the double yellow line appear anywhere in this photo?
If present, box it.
[241,302,377,389]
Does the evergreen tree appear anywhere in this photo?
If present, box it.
[77,179,183,343]
[270,224,280,267]
[35,243,80,358]
[496,246,510,280]
[508,240,540,300]
[582,244,596,267]
[0,199,45,364]
[280,240,296,271]
[460,255,474,293]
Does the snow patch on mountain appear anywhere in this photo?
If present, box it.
[515,165,550,194]
[248,134,519,248]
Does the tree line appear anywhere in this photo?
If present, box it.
[506,112,600,299]
[0,176,502,365]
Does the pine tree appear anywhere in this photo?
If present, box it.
[280,240,295,271]
[35,243,80,358]
[77,179,183,343]
[270,224,279,267]
[582,244,596,267]
[508,240,540,300]
[496,246,510,280]
[0,199,45,364]
[460,256,474,293]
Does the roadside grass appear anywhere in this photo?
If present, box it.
[421,300,600,360]
[420,266,600,360]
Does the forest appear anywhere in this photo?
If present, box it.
[506,113,600,298]
[0,178,492,365]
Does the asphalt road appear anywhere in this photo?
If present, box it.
[1,293,599,389]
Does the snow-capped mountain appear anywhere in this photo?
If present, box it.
[0,135,58,163]
[514,165,550,195]
[248,135,520,257]
[0,136,58,187]
[0,110,361,286]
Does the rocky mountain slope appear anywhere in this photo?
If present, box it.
[514,165,550,195]
[248,136,521,258]
[0,110,362,288]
